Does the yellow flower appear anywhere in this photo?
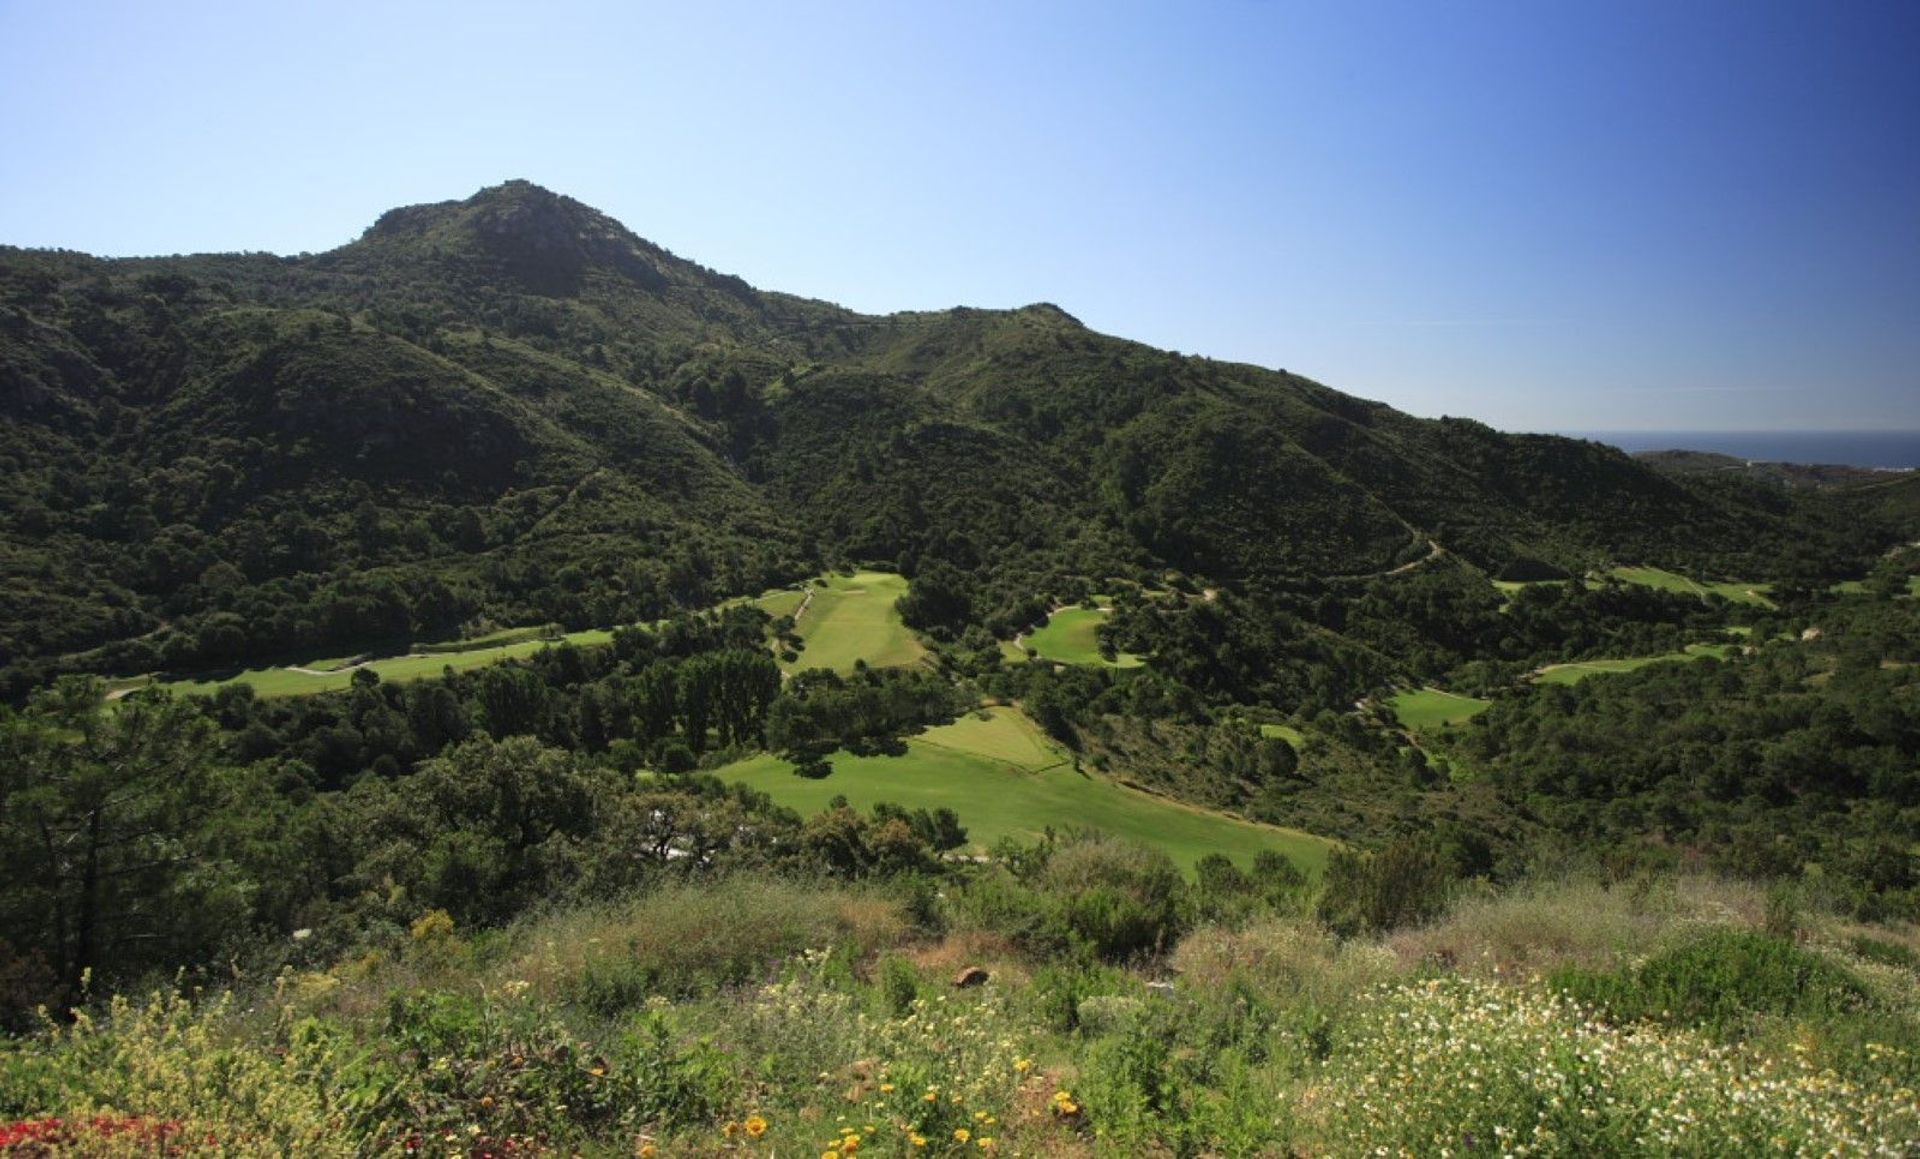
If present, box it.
[589,1067,606,1077]
[745,1114,769,1138]
[1014,1058,1033,1074]
[953,1128,971,1144]
[910,1134,928,1148]
[722,1120,740,1138]
[879,1083,895,1093]
[822,1152,840,1159]
[923,1092,939,1104]
[637,1146,658,1159]
[841,1134,860,1153]
[977,1139,997,1153]
[974,1111,989,1122]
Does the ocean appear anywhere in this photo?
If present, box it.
[1562,431,1920,471]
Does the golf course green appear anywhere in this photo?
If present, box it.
[717,707,1334,875]
[778,571,928,674]
[1389,687,1493,731]
[1020,605,1144,668]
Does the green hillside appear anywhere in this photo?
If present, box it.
[2,181,1888,703]
[718,708,1333,874]
[5,182,1920,1159]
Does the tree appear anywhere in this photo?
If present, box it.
[0,679,245,1004]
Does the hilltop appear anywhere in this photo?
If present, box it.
[5,184,1920,1155]
[1,182,1898,699]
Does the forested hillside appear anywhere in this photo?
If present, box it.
[6,181,1920,1155]
[3,181,1898,701]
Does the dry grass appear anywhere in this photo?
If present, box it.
[491,875,911,1004]
[1387,874,1776,980]
[903,930,1031,988]
[1172,917,1397,1003]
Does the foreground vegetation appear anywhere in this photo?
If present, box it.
[6,865,1917,1156]
[5,181,1920,1155]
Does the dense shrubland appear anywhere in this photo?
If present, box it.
[6,858,1918,1156]
[6,181,1920,1153]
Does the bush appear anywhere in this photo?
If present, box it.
[1550,929,1872,1035]
[500,876,908,1008]
[1039,835,1188,960]
[877,953,920,1017]
[1316,838,1453,937]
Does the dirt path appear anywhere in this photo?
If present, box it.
[1325,537,1446,582]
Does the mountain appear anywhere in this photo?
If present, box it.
[0,181,1894,694]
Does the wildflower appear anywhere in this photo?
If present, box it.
[842,1133,860,1152]
[1014,1058,1033,1074]
[637,1146,658,1159]
[910,1133,928,1148]
[746,1114,769,1138]
[977,1139,997,1152]
[879,1083,895,1093]
[589,1067,606,1078]
[822,1152,839,1159]
[954,1127,971,1143]
[722,1121,740,1138]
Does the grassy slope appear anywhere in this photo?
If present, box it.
[160,632,617,698]
[717,707,1333,874]
[133,569,923,699]
[1258,723,1305,746]
[1023,606,1144,668]
[783,571,927,674]
[1390,687,1493,730]
[1531,642,1738,685]
[1610,565,1775,608]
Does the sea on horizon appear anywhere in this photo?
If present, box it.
[1557,431,1920,471]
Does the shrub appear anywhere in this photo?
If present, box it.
[1309,977,1920,1154]
[499,876,908,1009]
[1039,835,1188,960]
[1315,838,1453,937]
[877,953,921,1017]
[1550,929,1872,1036]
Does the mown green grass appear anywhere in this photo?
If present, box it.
[716,708,1333,874]
[159,636,578,698]
[1258,723,1305,747]
[1022,606,1144,668]
[1390,687,1492,731]
[412,624,560,653]
[1532,643,1736,686]
[751,587,809,620]
[781,570,927,674]
[1609,565,1774,608]
[135,570,919,700]
[1492,579,1566,595]
[1832,577,1920,598]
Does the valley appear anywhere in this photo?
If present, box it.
[3,183,1918,1157]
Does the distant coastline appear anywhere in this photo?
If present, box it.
[1561,431,1920,471]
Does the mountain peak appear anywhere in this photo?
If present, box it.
[347,181,715,298]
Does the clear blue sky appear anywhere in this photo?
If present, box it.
[3,0,1915,432]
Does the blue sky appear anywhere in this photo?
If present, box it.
[3,0,1915,432]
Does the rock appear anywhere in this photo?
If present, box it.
[953,966,990,988]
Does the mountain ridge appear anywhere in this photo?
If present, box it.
[0,181,1898,696]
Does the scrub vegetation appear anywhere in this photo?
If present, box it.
[5,182,1920,1153]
